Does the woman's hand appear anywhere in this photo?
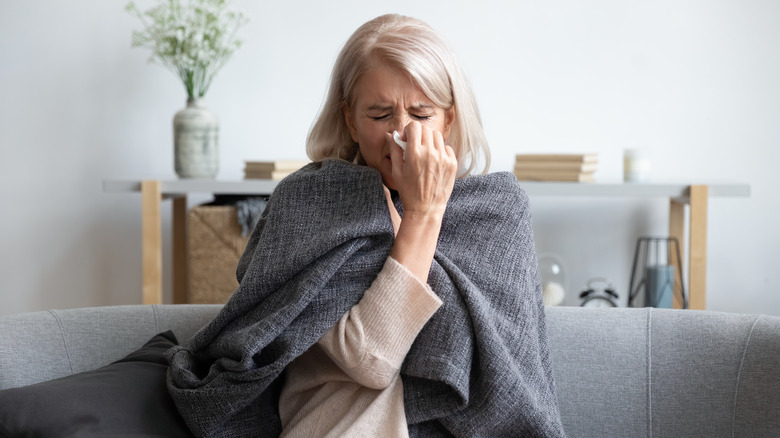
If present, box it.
[387,121,458,220]
[385,121,458,283]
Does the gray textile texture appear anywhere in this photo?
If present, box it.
[0,305,221,390]
[166,159,565,438]
[3,304,780,436]
[235,197,267,237]
[546,307,780,438]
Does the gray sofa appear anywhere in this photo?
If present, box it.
[1,305,778,437]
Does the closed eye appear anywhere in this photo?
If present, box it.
[371,114,391,121]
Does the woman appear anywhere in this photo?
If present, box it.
[168,14,565,438]
[279,14,471,437]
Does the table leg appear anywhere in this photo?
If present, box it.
[173,197,188,304]
[141,181,162,305]
[688,185,708,310]
[669,199,685,309]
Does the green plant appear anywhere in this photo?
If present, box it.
[126,0,248,99]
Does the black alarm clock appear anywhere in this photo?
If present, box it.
[579,277,619,308]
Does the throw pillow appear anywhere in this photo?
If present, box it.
[0,331,193,437]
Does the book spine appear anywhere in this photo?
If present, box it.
[515,154,598,163]
[514,162,598,172]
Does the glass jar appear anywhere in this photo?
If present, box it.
[538,254,566,306]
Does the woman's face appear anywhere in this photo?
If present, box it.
[345,65,454,189]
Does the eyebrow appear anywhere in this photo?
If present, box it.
[366,104,393,112]
[365,103,435,112]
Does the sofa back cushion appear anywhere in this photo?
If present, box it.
[0,331,193,437]
[0,304,221,389]
[545,307,780,438]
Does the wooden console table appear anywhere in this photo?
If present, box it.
[104,179,278,306]
[103,179,750,309]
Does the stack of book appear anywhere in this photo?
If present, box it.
[514,153,598,182]
[244,160,310,180]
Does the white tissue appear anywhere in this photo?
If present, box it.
[392,130,407,151]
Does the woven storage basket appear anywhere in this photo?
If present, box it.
[187,205,249,304]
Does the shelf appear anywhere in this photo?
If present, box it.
[103,177,750,309]
[104,178,751,199]
[103,179,279,196]
[516,181,750,198]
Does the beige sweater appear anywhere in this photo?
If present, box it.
[278,257,443,438]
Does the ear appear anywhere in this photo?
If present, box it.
[443,105,456,140]
[343,103,359,143]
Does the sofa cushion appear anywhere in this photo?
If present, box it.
[0,331,193,437]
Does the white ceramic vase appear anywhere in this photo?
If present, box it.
[173,98,219,178]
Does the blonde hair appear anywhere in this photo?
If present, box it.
[306,14,490,176]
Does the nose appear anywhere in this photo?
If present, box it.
[390,114,411,135]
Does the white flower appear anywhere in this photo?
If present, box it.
[127,0,248,98]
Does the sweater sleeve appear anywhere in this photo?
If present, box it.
[316,256,443,390]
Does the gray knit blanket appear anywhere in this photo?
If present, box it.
[167,159,565,438]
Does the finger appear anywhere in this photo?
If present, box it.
[403,121,422,158]
[444,144,457,161]
[421,126,435,156]
[444,144,458,175]
[387,132,405,179]
[433,130,446,155]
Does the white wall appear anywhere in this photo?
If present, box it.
[1,0,778,316]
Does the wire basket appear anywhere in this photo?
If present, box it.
[627,237,687,309]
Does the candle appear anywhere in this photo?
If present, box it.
[624,149,652,183]
[645,265,674,308]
